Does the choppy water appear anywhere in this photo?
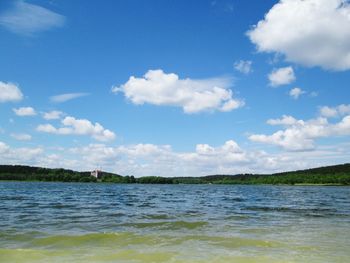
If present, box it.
[0,182,349,263]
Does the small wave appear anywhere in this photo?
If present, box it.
[247,206,337,215]
[119,220,208,230]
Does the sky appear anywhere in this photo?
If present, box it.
[0,0,350,177]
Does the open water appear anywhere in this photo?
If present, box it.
[0,182,349,262]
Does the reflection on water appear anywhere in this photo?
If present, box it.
[0,182,349,262]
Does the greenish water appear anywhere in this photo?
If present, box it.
[0,182,349,262]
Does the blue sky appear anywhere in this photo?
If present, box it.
[0,0,350,176]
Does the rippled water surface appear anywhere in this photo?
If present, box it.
[0,182,349,262]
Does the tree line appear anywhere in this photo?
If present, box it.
[0,164,349,185]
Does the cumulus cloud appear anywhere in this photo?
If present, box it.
[267,115,304,126]
[320,106,338,118]
[13,107,36,116]
[37,116,116,142]
[70,139,329,177]
[320,104,350,118]
[234,60,252,74]
[247,0,350,71]
[112,69,244,113]
[42,110,63,120]
[1,138,350,177]
[0,0,65,36]
[0,81,23,102]
[249,108,350,151]
[289,87,305,99]
[0,142,79,168]
[10,133,32,141]
[50,93,89,103]
[0,142,10,154]
[268,67,295,87]
[68,140,257,176]
[48,140,350,176]
[0,141,43,164]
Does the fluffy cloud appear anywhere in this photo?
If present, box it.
[234,60,252,74]
[10,133,32,141]
[42,110,63,120]
[50,93,89,103]
[0,82,23,103]
[112,69,244,113]
[0,1,65,36]
[249,109,350,151]
[289,87,305,99]
[247,0,350,71]
[1,138,350,177]
[267,115,304,126]
[320,104,350,118]
[0,141,43,163]
[70,140,331,177]
[0,142,10,153]
[68,140,260,176]
[37,116,116,142]
[13,107,36,116]
[268,67,295,87]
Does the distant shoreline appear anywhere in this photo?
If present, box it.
[0,163,349,186]
[0,180,348,186]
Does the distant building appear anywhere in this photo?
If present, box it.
[91,169,102,179]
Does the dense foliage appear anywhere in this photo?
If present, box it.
[0,163,349,185]
[0,165,97,182]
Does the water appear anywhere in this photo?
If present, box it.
[0,182,349,263]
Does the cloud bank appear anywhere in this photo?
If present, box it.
[249,112,350,151]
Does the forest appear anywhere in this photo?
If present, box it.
[0,163,349,185]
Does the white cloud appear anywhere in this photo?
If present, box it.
[0,81,23,102]
[47,140,350,176]
[112,69,244,113]
[289,87,305,99]
[338,104,350,115]
[37,116,116,142]
[10,133,32,141]
[247,0,350,71]
[267,115,304,126]
[0,142,10,153]
[43,110,63,120]
[249,108,350,151]
[268,67,295,87]
[37,124,57,133]
[320,106,338,118]
[1,138,350,177]
[234,60,252,74]
[320,104,350,118]
[0,141,43,163]
[13,107,36,116]
[50,93,89,103]
[0,1,65,36]
[69,140,251,176]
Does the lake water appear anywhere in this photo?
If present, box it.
[0,182,349,263]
